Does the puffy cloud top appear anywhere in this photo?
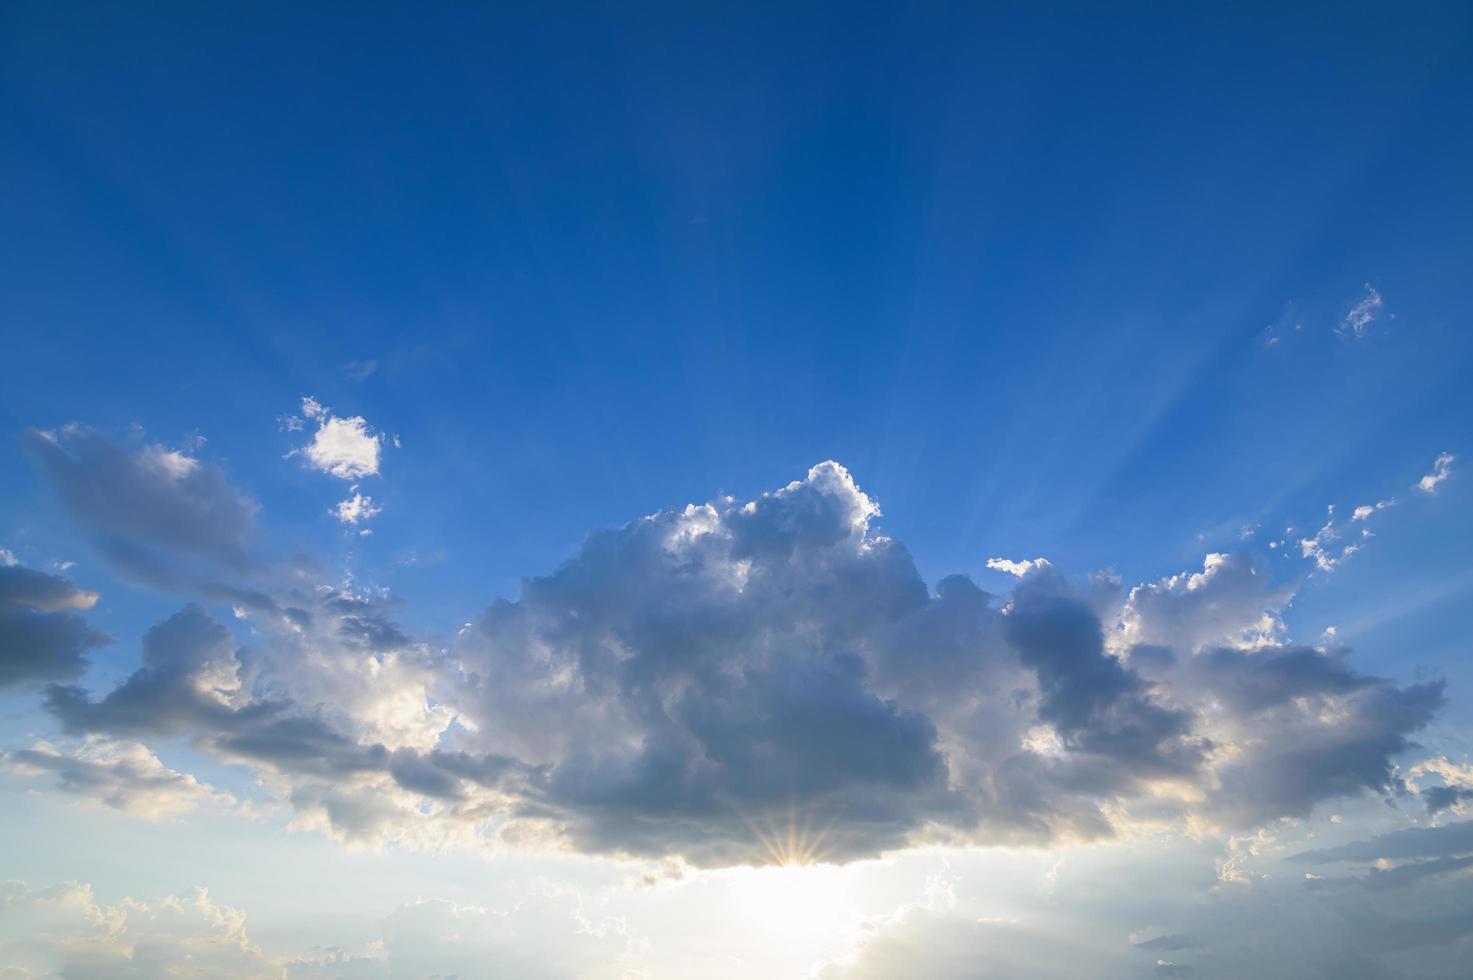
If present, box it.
[293,397,383,480]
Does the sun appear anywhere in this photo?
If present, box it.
[728,861,853,945]
[720,805,856,944]
[746,805,838,868]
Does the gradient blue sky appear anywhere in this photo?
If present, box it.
[2,4,1472,978]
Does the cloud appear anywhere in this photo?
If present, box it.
[1418,453,1454,493]
[10,460,1452,866]
[1120,553,1291,653]
[441,463,1441,862]
[41,601,537,849]
[333,491,382,526]
[1336,283,1384,339]
[1352,499,1396,522]
[282,398,388,527]
[339,359,378,382]
[1298,505,1370,573]
[1289,821,1473,866]
[0,564,110,689]
[23,425,257,571]
[1423,786,1473,816]
[817,906,1097,979]
[986,556,1050,578]
[289,397,383,481]
[0,881,275,980]
[0,879,639,980]
[816,822,1473,980]
[22,426,270,610]
[342,891,636,979]
[2,737,233,818]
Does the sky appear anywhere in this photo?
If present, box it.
[1,3,1472,978]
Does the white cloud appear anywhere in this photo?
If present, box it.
[1299,505,1369,573]
[0,879,642,980]
[333,491,382,526]
[1418,453,1454,493]
[289,397,383,481]
[1352,498,1396,522]
[1336,283,1384,339]
[1120,552,1291,653]
[0,881,273,979]
[986,556,1051,578]
[0,547,16,567]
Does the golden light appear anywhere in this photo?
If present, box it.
[745,804,838,869]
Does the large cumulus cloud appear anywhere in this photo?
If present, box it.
[441,464,1443,863]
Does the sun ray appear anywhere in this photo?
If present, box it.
[732,800,840,867]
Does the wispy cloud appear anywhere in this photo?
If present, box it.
[1335,283,1384,339]
[340,358,378,382]
[1417,452,1454,493]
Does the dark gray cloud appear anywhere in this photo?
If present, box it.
[1425,785,1473,815]
[1007,578,1204,782]
[1186,645,1377,714]
[0,564,110,688]
[1330,854,1473,891]
[23,425,256,566]
[23,424,263,598]
[1204,679,1444,829]
[1289,821,1473,865]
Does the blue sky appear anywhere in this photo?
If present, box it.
[1,4,1472,978]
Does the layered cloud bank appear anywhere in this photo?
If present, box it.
[3,430,1456,871]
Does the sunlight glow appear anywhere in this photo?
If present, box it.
[727,862,854,947]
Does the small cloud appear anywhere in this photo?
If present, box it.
[1335,283,1384,339]
[986,556,1051,578]
[1300,506,1354,573]
[0,546,16,567]
[1417,453,1454,494]
[341,359,378,382]
[334,491,382,526]
[288,396,383,481]
[1350,498,1395,522]
[1260,302,1300,349]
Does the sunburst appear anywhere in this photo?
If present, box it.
[743,803,839,868]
